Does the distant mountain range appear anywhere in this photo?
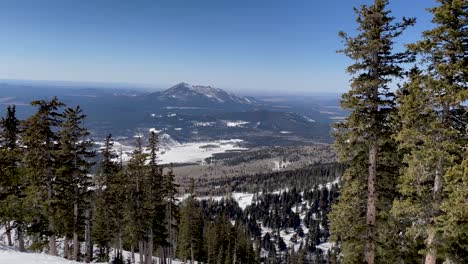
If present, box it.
[0,81,346,146]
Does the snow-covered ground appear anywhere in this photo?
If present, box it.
[272,159,292,171]
[0,244,105,264]
[0,244,186,264]
[158,139,246,164]
[97,135,247,165]
[180,192,256,210]
[192,121,216,127]
[224,120,249,127]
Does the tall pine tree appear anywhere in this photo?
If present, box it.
[328,1,414,263]
[93,134,120,262]
[393,1,467,262]
[22,97,64,255]
[55,106,95,260]
[0,105,25,250]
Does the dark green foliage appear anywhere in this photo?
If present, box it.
[22,97,65,253]
[55,106,95,249]
[393,1,467,262]
[329,0,415,262]
[0,105,26,250]
[92,134,120,261]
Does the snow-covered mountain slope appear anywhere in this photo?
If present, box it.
[151,82,258,106]
[0,244,185,264]
[0,244,102,264]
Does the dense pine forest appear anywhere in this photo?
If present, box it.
[0,0,467,264]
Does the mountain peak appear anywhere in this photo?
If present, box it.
[159,82,257,105]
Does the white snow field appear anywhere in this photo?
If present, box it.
[0,244,186,264]
[158,139,246,164]
[101,137,247,165]
[0,244,98,264]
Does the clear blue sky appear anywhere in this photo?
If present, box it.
[0,0,435,94]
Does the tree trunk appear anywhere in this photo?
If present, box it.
[85,208,92,263]
[131,244,135,264]
[32,233,39,252]
[139,240,145,264]
[425,229,437,264]
[190,241,194,264]
[46,144,57,256]
[73,233,79,260]
[365,145,377,264]
[73,187,79,260]
[425,159,443,264]
[5,221,12,246]
[147,231,153,264]
[233,239,237,264]
[64,237,70,259]
[49,234,57,256]
[18,225,25,252]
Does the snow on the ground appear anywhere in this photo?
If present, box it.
[0,244,186,264]
[231,193,255,210]
[317,242,334,252]
[303,116,316,123]
[224,120,249,127]
[178,192,255,210]
[319,178,340,190]
[149,128,162,133]
[0,244,103,264]
[192,121,216,127]
[158,139,247,164]
[98,137,247,165]
[272,159,292,171]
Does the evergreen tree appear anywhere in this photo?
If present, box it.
[438,155,468,262]
[146,131,167,263]
[328,1,414,263]
[22,97,64,255]
[177,180,204,263]
[55,106,95,260]
[0,105,26,251]
[393,1,467,262]
[125,136,153,264]
[93,134,120,262]
[163,164,180,263]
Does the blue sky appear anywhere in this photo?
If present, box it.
[0,0,435,94]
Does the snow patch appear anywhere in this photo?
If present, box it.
[192,121,216,127]
[225,120,250,127]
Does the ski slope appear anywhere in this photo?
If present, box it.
[0,244,96,264]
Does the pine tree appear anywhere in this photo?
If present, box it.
[93,134,120,262]
[328,1,414,263]
[146,131,168,263]
[55,106,95,260]
[163,164,179,263]
[438,155,468,262]
[393,1,467,262]
[177,181,204,263]
[22,97,64,255]
[0,105,26,250]
[125,135,153,264]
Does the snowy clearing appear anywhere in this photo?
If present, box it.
[98,137,247,165]
[224,120,250,127]
[0,245,104,264]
